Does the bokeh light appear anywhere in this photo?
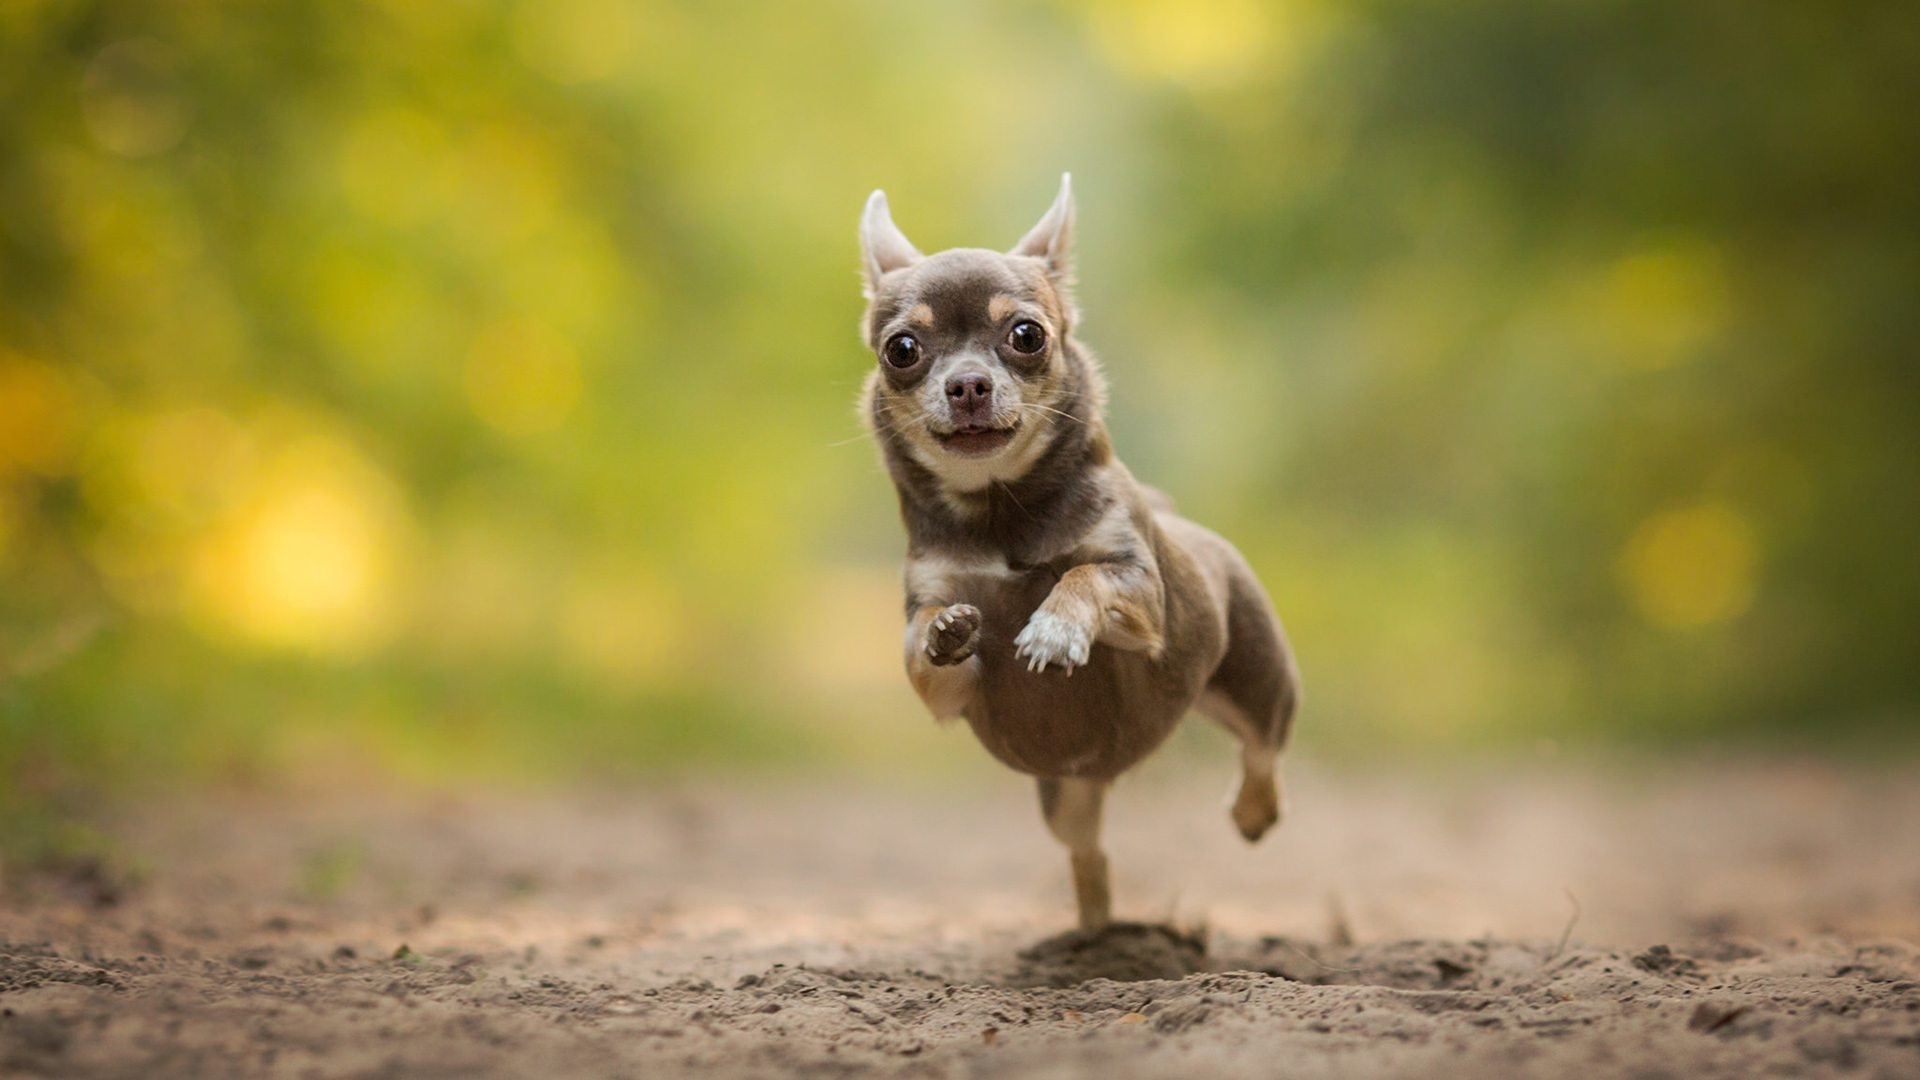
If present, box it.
[186,432,410,656]
[1620,504,1759,631]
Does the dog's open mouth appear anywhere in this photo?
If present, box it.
[937,424,1017,457]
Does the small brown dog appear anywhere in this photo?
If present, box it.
[857,175,1300,931]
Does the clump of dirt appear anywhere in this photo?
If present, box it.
[1011,922,1209,987]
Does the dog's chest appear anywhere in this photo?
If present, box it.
[929,556,1189,780]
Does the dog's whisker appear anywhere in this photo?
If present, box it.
[1019,402,1085,426]
[992,479,1037,523]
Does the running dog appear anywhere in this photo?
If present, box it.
[857,174,1300,930]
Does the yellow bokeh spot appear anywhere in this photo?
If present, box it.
[463,318,583,436]
[1090,0,1271,85]
[1593,241,1728,370]
[1619,503,1759,630]
[0,354,76,478]
[191,436,410,655]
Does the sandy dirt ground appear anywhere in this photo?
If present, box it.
[2,758,1918,1078]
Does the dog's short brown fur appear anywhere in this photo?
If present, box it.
[857,175,1300,930]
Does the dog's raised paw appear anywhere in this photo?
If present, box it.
[925,604,982,666]
[1231,774,1281,842]
[1013,610,1091,673]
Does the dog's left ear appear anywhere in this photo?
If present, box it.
[1010,173,1074,283]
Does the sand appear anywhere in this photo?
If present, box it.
[1,758,1916,1078]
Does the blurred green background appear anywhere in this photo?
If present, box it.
[2,0,1917,815]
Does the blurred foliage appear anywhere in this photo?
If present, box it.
[0,0,1915,809]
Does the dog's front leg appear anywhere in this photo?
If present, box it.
[904,602,982,720]
[1013,559,1166,674]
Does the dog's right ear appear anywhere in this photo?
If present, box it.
[1010,173,1074,282]
[860,190,923,297]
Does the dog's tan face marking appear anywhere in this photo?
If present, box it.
[987,295,1017,323]
[908,303,935,328]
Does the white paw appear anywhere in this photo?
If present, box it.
[1013,610,1092,673]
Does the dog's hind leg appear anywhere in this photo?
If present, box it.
[1037,776,1112,931]
[1198,690,1285,842]
[1198,564,1300,843]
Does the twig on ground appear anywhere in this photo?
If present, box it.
[1326,892,1355,947]
[1549,887,1582,960]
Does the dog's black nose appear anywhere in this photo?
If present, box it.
[946,373,993,408]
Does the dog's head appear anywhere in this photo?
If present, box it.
[858,174,1095,492]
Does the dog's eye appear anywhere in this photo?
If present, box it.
[882,334,922,369]
[1006,320,1047,355]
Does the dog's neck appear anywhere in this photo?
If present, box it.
[876,349,1116,567]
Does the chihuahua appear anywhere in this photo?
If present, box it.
[857,174,1300,931]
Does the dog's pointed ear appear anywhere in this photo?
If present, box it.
[1010,173,1074,279]
[860,190,922,296]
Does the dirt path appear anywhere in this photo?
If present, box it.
[2,759,1917,1078]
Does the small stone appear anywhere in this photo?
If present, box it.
[1688,1002,1747,1033]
